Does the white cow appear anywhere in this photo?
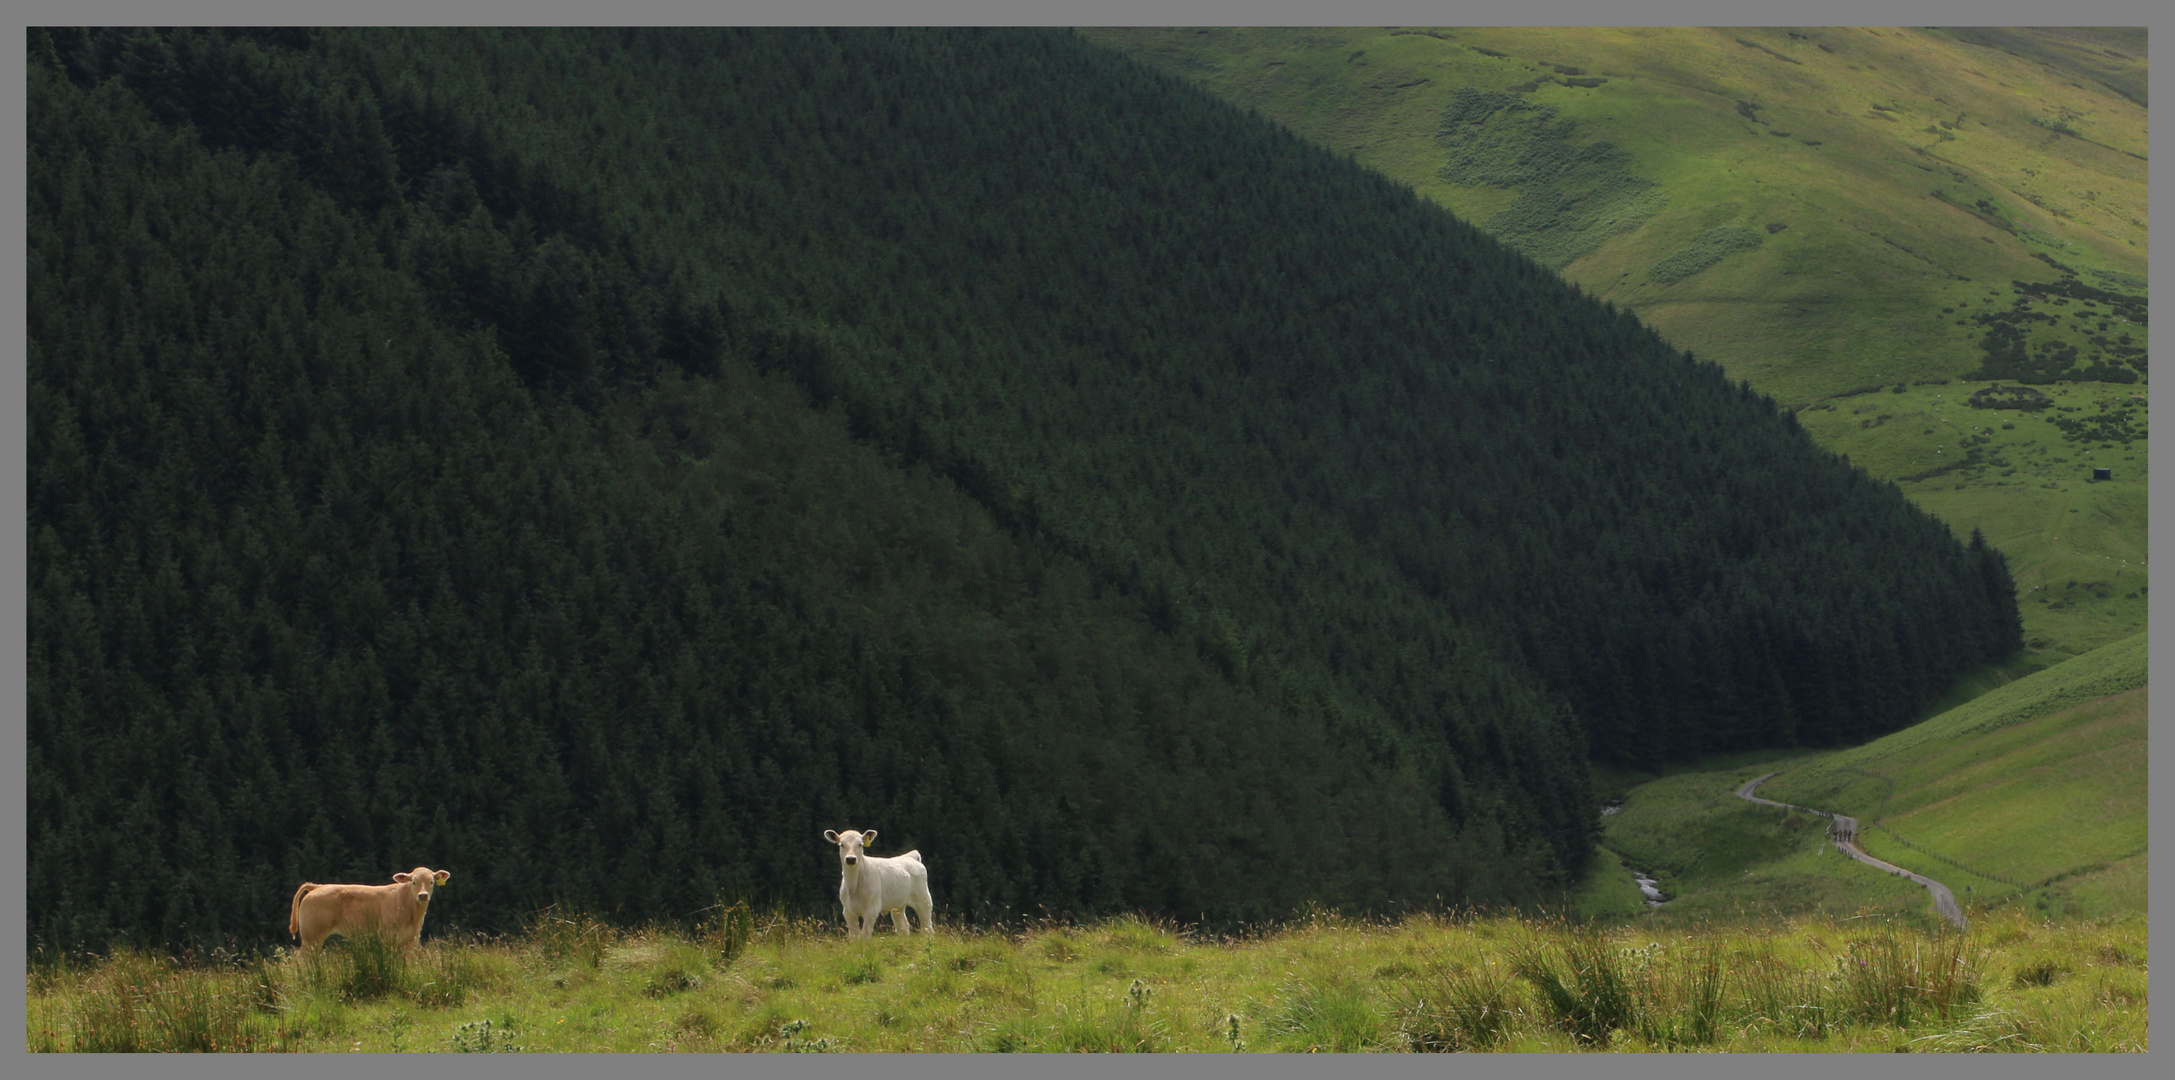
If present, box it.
[823,828,934,939]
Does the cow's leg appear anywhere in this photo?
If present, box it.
[910,881,935,936]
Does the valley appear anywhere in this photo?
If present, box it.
[23,29,2144,1054]
[1583,633,2145,928]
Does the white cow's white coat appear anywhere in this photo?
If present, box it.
[822,828,934,939]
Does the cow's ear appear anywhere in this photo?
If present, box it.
[823,830,840,844]
[862,829,877,846]
[393,872,412,883]
[434,870,450,885]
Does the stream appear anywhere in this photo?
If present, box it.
[1601,801,1667,906]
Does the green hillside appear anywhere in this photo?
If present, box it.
[1087,27,2148,660]
[29,27,2018,954]
[1759,633,2145,919]
[1598,635,2146,924]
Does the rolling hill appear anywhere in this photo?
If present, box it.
[1088,26,2148,661]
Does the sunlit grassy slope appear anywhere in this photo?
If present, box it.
[1086,26,2148,659]
[1593,634,2145,926]
[1759,633,2146,919]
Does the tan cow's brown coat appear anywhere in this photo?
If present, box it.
[289,867,450,952]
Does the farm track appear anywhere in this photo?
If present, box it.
[1736,773,1969,932]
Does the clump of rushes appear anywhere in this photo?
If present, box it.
[1040,978,1171,1052]
[700,899,756,967]
[1735,942,1836,1039]
[1509,930,1637,1046]
[405,935,515,1008]
[1266,974,1390,1052]
[65,948,260,1052]
[1832,926,1982,1027]
[32,945,296,1052]
[602,932,719,998]
[527,907,618,970]
[328,929,413,1003]
[1394,963,1519,1051]
[1625,939,1726,1048]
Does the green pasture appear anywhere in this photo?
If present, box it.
[1760,636,2146,920]
[26,907,2146,1053]
[1592,757,1933,926]
[1589,634,2145,927]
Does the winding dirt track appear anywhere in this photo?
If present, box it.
[1736,772,1968,932]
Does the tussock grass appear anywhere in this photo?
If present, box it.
[1392,961,1519,1051]
[24,928,521,1053]
[28,907,2145,1052]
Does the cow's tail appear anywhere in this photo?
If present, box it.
[289,883,319,941]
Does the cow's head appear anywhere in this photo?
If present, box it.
[824,829,876,869]
[392,867,451,907]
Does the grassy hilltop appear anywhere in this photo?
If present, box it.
[26,906,2148,1052]
[1087,26,2148,659]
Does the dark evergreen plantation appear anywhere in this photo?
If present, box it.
[26,27,2020,955]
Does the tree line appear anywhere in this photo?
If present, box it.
[26,27,2019,955]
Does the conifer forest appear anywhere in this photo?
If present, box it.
[26,28,2022,955]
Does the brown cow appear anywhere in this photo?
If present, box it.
[289,867,451,953]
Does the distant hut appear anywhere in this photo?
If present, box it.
[2093,467,2113,481]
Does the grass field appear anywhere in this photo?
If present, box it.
[1086,26,2148,659]
[1589,633,2145,929]
[1591,756,1936,925]
[24,906,2146,1053]
[1759,634,2147,920]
